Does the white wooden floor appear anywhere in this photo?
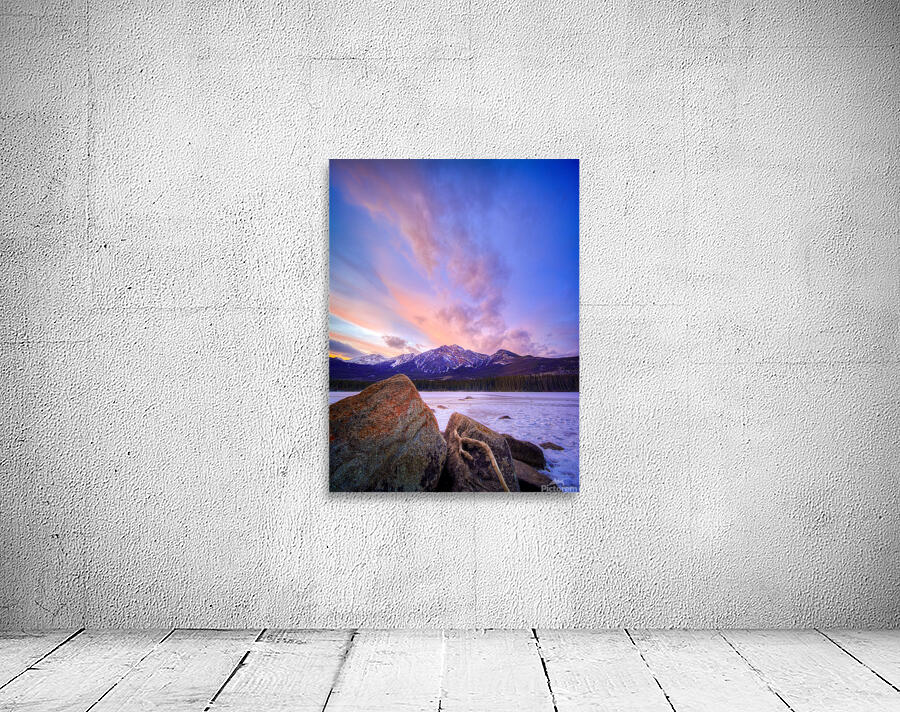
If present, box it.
[0,629,898,711]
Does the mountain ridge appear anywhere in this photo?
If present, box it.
[332,343,578,382]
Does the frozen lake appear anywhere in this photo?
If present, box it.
[329,391,579,491]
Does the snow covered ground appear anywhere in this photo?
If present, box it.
[328,391,579,491]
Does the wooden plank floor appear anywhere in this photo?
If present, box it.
[0,630,898,711]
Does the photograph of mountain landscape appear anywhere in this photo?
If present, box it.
[329,159,579,492]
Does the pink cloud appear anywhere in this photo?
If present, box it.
[335,161,543,355]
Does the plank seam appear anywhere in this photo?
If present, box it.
[817,629,900,695]
[718,631,797,711]
[0,628,84,692]
[624,629,678,712]
[436,629,447,712]
[531,629,559,712]
[203,628,266,711]
[84,628,176,712]
[321,628,358,711]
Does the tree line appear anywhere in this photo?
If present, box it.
[330,373,578,392]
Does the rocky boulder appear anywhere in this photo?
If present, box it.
[329,375,447,491]
[441,413,520,492]
[513,459,558,492]
[502,434,546,470]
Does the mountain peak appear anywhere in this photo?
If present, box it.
[330,345,579,381]
[349,353,389,365]
[488,348,520,365]
[387,343,489,375]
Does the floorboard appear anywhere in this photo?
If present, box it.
[88,628,261,712]
[440,629,555,712]
[0,629,168,712]
[820,629,900,692]
[323,629,444,711]
[630,630,788,712]
[212,629,353,712]
[535,629,672,712]
[725,629,900,712]
[0,628,896,710]
[0,630,80,689]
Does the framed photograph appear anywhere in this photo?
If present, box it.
[329,159,579,492]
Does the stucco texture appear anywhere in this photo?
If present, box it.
[1,0,898,627]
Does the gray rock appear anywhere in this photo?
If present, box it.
[503,434,547,469]
[513,459,558,492]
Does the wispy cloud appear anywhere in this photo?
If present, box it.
[329,159,579,357]
[333,160,541,354]
[382,335,419,353]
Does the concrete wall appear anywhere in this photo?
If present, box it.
[1,0,898,628]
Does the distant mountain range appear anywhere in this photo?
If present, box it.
[330,344,579,382]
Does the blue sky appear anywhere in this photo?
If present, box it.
[329,159,579,359]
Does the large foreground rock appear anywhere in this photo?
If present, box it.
[502,434,546,469]
[330,375,446,491]
[441,413,520,492]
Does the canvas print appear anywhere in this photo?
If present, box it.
[329,159,579,492]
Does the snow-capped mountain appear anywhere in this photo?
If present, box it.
[486,348,520,365]
[399,344,489,374]
[388,352,418,368]
[349,353,390,365]
[330,344,578,382]
[352,345,493,374]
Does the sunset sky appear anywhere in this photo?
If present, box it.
[329,159,579,360]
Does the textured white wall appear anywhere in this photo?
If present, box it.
[1,0,898,628]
